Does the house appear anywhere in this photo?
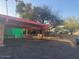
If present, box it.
[0,14,48,46]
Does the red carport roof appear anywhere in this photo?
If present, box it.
[0,14,49,28]
[1,15,40,24]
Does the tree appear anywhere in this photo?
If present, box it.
[32,6,63,26]
[16,1,33,19]
[5,0,8,15]
[16,0,25,14]
[16,1,63,27]
[32,6,51,22]
[64,17,79,35]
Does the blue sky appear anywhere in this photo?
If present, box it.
[0,0,79,18]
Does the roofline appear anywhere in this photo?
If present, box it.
[0,14,49,28]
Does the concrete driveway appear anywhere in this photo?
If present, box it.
[0,39,79,59]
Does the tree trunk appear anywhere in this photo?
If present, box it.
[70,29,74,35]
[70,31,73,35]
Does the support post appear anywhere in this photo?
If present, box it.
[0,24,5,47]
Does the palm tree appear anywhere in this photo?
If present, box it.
[5,0,8,15]
[15,0,19,16]
[4,0,9,22]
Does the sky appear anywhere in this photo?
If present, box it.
[0,0,79,18]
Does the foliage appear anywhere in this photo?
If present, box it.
[16,0,25,14]
[64,17,79,35]
[16,1,33,19]
[16,0,63,27]
[32,6,51,22]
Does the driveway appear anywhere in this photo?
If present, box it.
[0,39,79,59]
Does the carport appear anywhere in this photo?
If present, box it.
[0,14,48,46]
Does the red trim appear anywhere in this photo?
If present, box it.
[6,22,41,30]
[0,14,41,25]
[0,14,49,29]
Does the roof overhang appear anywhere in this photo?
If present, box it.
[0,14,49,30]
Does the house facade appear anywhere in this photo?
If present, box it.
[0,14,48,46]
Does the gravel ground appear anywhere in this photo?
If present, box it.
[0,39,79,59]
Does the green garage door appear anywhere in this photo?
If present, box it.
[4,27,23,39]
